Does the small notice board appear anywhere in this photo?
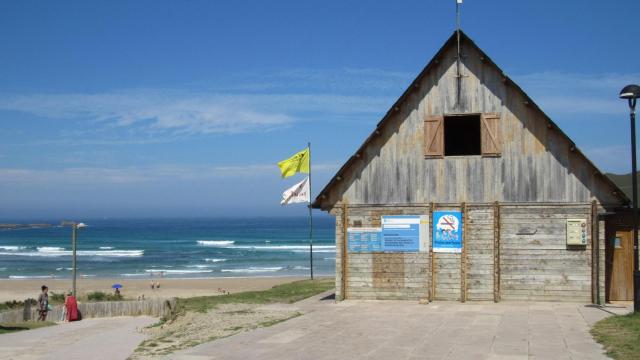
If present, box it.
[381,215,422,252]
[347,227,382,252]
[433,211,463,253]
[347,215,427,253]
[566,219,587,245]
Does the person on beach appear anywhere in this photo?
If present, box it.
[155,281,160,290]
[65,291,78,322]
[60,292,68,321]
[150,281,155,291]
[37,285,49,321]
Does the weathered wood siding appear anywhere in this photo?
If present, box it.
[318,38,622,210]
[334,205,430,300]
[466,205,495,301]
[332,203,601,302]
[499,205,592,301]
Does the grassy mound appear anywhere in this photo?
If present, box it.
[592,312,640,360]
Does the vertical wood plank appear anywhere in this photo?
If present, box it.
[591,200,598,304]
[427,203,433,301]
[461,202,467,302]
[493,201,501,302]
[430,202,436,301]
[341,202,349,300]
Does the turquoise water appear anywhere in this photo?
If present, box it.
[0,217,335,279]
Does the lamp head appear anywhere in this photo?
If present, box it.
[621,84,640,111]
[620,84,640,100]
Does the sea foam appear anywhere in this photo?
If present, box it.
[0,248,144,257]
[221,267,284,273]
[228,245,336,253]
[0,246,27,251]
[145,269,213,274]
[197,240,235,246]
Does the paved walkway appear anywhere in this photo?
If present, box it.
[173,294,631,360]
[0,316,155,360]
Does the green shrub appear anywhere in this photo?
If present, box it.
[86,291,106,301]
[85,291,123,302]
[0,298,38,311]
[49,292,65,304]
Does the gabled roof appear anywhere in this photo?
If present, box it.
[312,30,629,208]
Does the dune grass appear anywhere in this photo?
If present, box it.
[0,321,55,335]
[134,278,334,357]
[177,278,333,314]
[592,312,640,360]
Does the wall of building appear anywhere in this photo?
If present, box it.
[332,203,601,302]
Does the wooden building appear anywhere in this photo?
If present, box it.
[312,31,635,303]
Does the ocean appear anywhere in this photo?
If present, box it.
[0,217,336,279]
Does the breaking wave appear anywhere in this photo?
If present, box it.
[197,240,235,246]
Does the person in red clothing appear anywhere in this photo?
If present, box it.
[65,291,79,322]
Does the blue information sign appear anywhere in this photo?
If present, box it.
[381,215,421,252]
[432,211,463,253]
[347,228,382,252]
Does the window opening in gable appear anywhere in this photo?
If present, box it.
[444,115,481,156]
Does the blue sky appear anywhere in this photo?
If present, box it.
[0,0,639,219]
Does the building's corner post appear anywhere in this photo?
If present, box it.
[598,217,607,305]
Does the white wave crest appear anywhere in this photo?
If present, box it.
[197,240,235,247]
[228,245,335,252]
[221,267,284,273]
[0,248,144,257]
[204,258,227,263]
[9,275,55,279]
[37,246,64,251]
[99,246,114,250]
[145,269,213,274]
[0,246,27,251]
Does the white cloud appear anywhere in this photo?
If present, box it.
[512,71,640,116]
[0,163,340,185]
[583,145,632,174]
[0,67,407,138]
[0,89,392,137]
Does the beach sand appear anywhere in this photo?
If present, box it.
[0,276,316,302]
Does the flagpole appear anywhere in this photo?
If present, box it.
[308,141,314,280]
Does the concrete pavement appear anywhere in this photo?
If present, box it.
[172,294,631,360]
[0,316,155,360]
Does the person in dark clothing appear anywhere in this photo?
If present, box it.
[37,285,49,321]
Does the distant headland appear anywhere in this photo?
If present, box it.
[0,223,53,230]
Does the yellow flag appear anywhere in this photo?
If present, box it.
[277,147,310,178]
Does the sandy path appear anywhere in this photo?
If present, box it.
[0,276,311,302]
[0,316,155,360]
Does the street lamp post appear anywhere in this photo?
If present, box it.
[620,84,640,312]
[61,221,87,296]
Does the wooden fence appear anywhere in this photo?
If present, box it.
[0,297,177,323]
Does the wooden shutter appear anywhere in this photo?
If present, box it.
[481,113,501,157]
[424,115,444,158]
